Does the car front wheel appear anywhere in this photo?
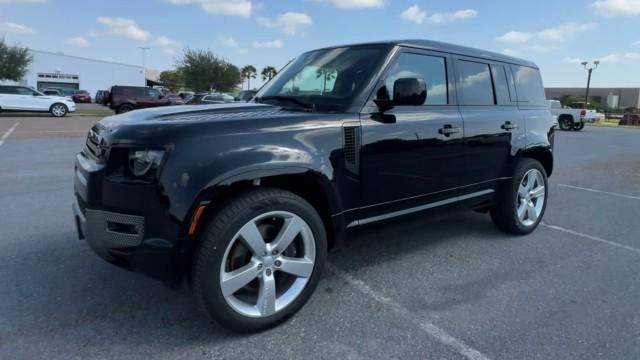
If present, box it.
[50,103,68,117]
[490,159,548,235]
[193,188,327,333]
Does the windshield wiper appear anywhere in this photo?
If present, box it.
[256,96,314,112]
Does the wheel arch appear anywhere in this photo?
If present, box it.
[519,146,553,177]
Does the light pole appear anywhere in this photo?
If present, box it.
[139,47,151,85]
[581,60,599,109]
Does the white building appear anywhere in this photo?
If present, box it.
[13,50,145,98]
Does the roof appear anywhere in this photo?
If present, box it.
[312,39,538,68]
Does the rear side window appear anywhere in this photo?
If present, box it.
[0,86,15,94]
[385,52,448,105]
[491,64,512,104]
[511,65,545,106]
[117,87,145,97]
[456,60,495,106]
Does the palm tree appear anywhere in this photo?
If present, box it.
[240,65,257,90]
[261,66,277,81]
[315,67,336,95]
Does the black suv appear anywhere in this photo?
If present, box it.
[73,40,554,332]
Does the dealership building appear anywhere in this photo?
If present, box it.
[4,49,145,97]
[545,87,640,109]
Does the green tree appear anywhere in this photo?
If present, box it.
[261,66,277,81]
[177,48,241,92]
[241,65,257,90]
[560,95,608,111]
[0,38,33,82]
[158,70,184,92]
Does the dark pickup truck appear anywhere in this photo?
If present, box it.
[73,40,554,332]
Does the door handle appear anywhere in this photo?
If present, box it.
[501,121,519,131]
[438,124,462,136]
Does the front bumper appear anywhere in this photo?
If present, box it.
[73,151,185,283]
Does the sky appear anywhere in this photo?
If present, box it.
[1,0,640,88]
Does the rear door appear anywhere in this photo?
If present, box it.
[454,57,525,194]
[358,48,466,221]
[0,86,21,109]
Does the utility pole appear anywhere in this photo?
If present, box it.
[581,60,599,109]
[139,47,151,86]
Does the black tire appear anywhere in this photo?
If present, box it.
[490,158,548,235]
[573,121,585,131]
[49,103,68,117]
[558,115,574,131]
[117,104,134,114]
[192,187,327,333]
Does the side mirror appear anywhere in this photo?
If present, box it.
[393,78,427,106]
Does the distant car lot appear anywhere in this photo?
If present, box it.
[1,117,640,359]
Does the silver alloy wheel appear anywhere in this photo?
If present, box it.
[51,104,66,117]
[220,211,316,318]
[516,169,546,226]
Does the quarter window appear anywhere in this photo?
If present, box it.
[385,52,448,105]
[511,65,546,106]
[456,60,495,106]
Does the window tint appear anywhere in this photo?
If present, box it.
[491,64,511,104]
[0,86,16,94]
[118,87,145,97]
[457,60,495,106]
[511,65,545,106]
[385,52,448,105]
[15,87,36,95]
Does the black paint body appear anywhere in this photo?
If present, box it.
[73,40,554,285]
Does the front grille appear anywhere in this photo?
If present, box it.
[84,128,108,162]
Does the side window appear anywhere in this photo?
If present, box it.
[146,88,161,98]
[16,87,36,95]
[511,65,545,106]
[456,60,495,106]
[385,52,448,105]
[491,64,512,104]
[0,86,12,94]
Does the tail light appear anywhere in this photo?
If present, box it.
[580,110,586,118]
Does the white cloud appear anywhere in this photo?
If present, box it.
[625,52,640,59]
[0,0,45,3]
[400,5,426,24]
[501,48,521,57]
[598,53,621,63]
[257,12,312,35]
[427,9,477,24]
[162,48,176,56]
[330,0,384,9]
[221,36,239,47]
[0,21,34,34]
[155,35,180,47]
[97,17,151,41]
[497,31,534,44]
[538,22,597,41]
[592,0,640,17]
[252,39,284,48]
[562,57,585,64]
[167,0,252,17]
[66,36,90,47]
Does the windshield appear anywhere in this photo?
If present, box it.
[255,45,390,112]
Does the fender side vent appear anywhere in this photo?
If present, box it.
[343,125,360,174]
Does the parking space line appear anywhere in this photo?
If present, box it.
[326,262,492,360]
[615,171,640,178]
[557,184,640,201]
[541,223,640,255]
[0,122,19,147]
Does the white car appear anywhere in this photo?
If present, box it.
[0,85,76,117]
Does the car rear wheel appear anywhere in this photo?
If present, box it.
[49,103,68,117]
[192,188,327,333]
[490,158,548,235]
[117,104,134,114]
[573,121,585,131]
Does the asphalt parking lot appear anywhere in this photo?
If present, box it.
[1,116,639,359]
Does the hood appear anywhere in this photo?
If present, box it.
[99,102,304,130]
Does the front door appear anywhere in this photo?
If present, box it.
[358,49,465,222]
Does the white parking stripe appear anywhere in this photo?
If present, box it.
[326,262,492,360]
[0,122,19,147]
[615,171,640,178]
[557,184,640,201]
[542,223,640,255]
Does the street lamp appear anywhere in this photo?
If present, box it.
[581,60,599,109]
[139,47,151,85]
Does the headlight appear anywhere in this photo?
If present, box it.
[128,150,165,177]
